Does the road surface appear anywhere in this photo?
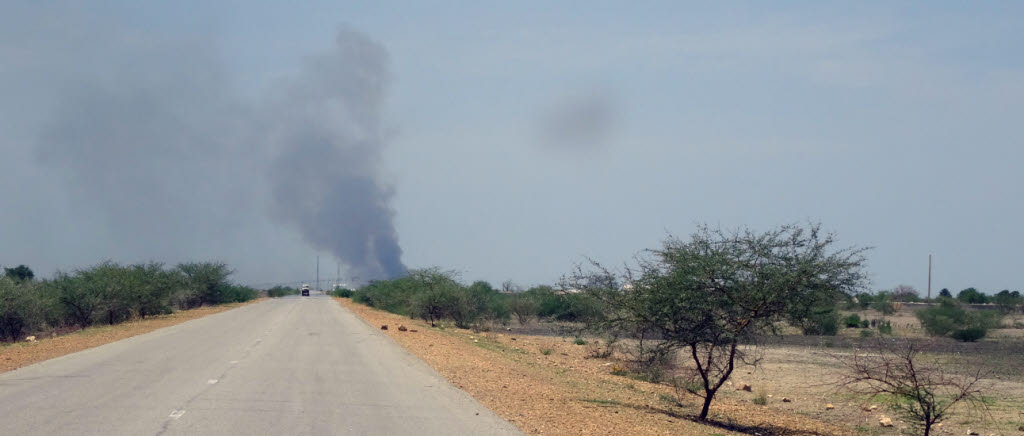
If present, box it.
[0,296,523,435]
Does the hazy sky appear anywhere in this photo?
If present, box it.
[1,2,1021,293]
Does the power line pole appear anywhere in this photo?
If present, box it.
[336,262,340,290]
[316,255,320,292]
[927,254,932,300]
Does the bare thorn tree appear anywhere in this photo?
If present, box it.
[834,338,990,436]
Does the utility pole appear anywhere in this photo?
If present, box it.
[316,255,320,292]
[336,262,340,290]
[927,254,932,300]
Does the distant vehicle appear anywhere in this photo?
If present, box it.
[301,284,310,297]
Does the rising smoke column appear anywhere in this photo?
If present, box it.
[264,28,406,280]
[29,19,405,281]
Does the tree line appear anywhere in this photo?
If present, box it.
[338,268,602,330]
[0,262,257,342]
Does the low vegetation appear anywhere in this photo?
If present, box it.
[0,262,256,342]
[266,285,299,298]
[343,222,1019,432]
[915,298,1002,342]
[349,267,602,330]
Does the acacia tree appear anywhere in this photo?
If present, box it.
[834,339,988,436]
[3,265,34,282]
[566,223,868,421]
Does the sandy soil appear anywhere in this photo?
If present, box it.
[0,299,263,374]
[337,297,855,436]
[718,346,1024,436]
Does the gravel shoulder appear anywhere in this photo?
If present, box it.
[336,297,853,435]
[0,299,263,374]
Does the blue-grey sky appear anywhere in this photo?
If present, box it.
[1,2,1021,293]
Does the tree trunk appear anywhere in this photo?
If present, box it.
[698,388,716,420]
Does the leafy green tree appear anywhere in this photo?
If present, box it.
[891,285,920,302]
[506,292,540,326]
[48,271,102,328]
[3,265,34,282]
[938,288,952,298]
[872,291,896,316]
[854,292,875,309]
[176,262,233,307]
[0,277,44,341]
[127,263,179,318]
[915,299,1001,341]
[992,290,1022,312]
[956,288,987,304]
[566,223,868,421]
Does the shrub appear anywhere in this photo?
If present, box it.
[574,337,587,345]
[267,286,298,298]
[860,329,874,338]
[0,277,45,341]
[753,390,768,406]
[916,299,1001,341]
[331,288,353,298]
[540,348,552,355]
[877,322,893,335]
[842,314,862,328]
[176,262,234,306]
[506,292,539,326]
[950,327,986,342]
[796,307,839,336]
[859,320,869,328]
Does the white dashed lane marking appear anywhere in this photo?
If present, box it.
[168,410,185,419]
[207,379,218,385]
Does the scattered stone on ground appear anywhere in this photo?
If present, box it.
[879,416,894,427]
[826,404,835,410]
[738,383,752,391]
[380,325,388,330]
[398,325,408,332]
[782,397,792,402]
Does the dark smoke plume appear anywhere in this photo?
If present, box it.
[265,29,406,280]
[31,25,405,281]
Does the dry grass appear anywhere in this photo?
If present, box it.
[0,299,263,374]
[337,297,852,436]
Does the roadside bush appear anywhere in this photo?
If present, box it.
[842,314,862,328]
[176,262,234,306]
[0,277,45,341]
[2,260,251,340]
[267,286,298,298]
[330,288,353,298]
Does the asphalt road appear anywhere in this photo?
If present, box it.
[0,296,523,435]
